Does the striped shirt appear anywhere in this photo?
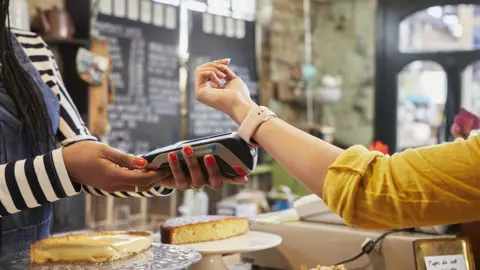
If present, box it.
[0,29,174,217]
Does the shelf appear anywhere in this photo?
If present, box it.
[43,37,90,47]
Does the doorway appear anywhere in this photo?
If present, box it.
[375,0,480,152]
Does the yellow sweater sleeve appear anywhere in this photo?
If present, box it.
[323,133,480,230]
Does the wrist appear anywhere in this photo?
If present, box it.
[231,99,257,125]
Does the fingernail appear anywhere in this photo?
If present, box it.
[205,156,215,167]
[183,146,193,157]
[218,58,231,63]
[168,152,177,162]
[233,166,247,176]
[134,158,147,167]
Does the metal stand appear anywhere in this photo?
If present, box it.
[303,0,314,127]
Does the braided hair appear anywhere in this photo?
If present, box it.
[0,0,54,155]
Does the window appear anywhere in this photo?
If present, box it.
[462,61,480,115]
[399,4,480,52]
[397,61,446,150]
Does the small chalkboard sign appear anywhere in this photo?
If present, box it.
[424,255,467,270]
[94,2,181,154]
[187,12,259,139]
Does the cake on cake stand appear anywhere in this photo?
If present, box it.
[182,231,282,270]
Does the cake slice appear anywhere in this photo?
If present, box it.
[30,231,152,264]
[161,215,250,245]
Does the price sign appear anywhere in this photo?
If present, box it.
[424,254,467,270]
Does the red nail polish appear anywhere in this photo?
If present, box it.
[134,158,147,167]
[233,166,248,176]
[168,152,177,162]
[184,146,193,157]
[205,156,215,167]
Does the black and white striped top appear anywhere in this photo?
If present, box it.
[0,29,174,217]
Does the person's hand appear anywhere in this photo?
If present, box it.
[166,145,248,191]
[63,141,172,192]
[451,116,475,139]
[450,109,480,139]
[450,123,468,139]
[194,59,257,124]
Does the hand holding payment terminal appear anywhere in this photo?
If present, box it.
[142,132,258,179]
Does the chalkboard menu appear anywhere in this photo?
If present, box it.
[95,1,181,154]
[188,12,258,139]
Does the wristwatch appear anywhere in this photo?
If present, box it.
[237,106,277,146]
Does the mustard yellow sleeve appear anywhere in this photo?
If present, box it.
[323,133,480,230]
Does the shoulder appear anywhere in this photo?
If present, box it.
[10,28,41,38]
[10,28,47,46]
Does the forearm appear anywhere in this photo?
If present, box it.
[254,119,344,195]
[233,102,343,196]
[0,149,81,217]
[232,102,480,230]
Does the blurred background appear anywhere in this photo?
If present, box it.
[14,0,480,268]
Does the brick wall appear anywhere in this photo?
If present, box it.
[262,0,377,146]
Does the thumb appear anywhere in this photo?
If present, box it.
[102,146,148,169]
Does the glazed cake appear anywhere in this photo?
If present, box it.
[160,215,250,245]
[315,266,346,270]
[30,231,152,264]
[301,265,346,270]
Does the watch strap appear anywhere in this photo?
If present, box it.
[238,106,277,146]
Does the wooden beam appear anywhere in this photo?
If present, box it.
[88,39,110,137]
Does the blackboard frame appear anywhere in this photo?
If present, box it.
[94,3,183,155]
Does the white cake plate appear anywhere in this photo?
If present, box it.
[182,231,282,270]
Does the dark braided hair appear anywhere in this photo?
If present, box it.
[0,0,54,155]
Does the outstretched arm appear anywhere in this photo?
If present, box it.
[195,60,480,230]
[243,110,480,229]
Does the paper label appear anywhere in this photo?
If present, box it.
[424,255,467,270]
[235,19,245,39]
[153,3,165,27]
[127,0,139,21]
[113,0,126,18]
[165,6,177,29]
[99,0,113,15]
[214,15,224,36]
[225,17,235,37]
[140,0,152,24]
[203,13,214,34]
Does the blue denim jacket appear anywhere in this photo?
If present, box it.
[0,33,60,257]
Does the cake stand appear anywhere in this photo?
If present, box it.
[0,243,202,270]
[183,231,282,270]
